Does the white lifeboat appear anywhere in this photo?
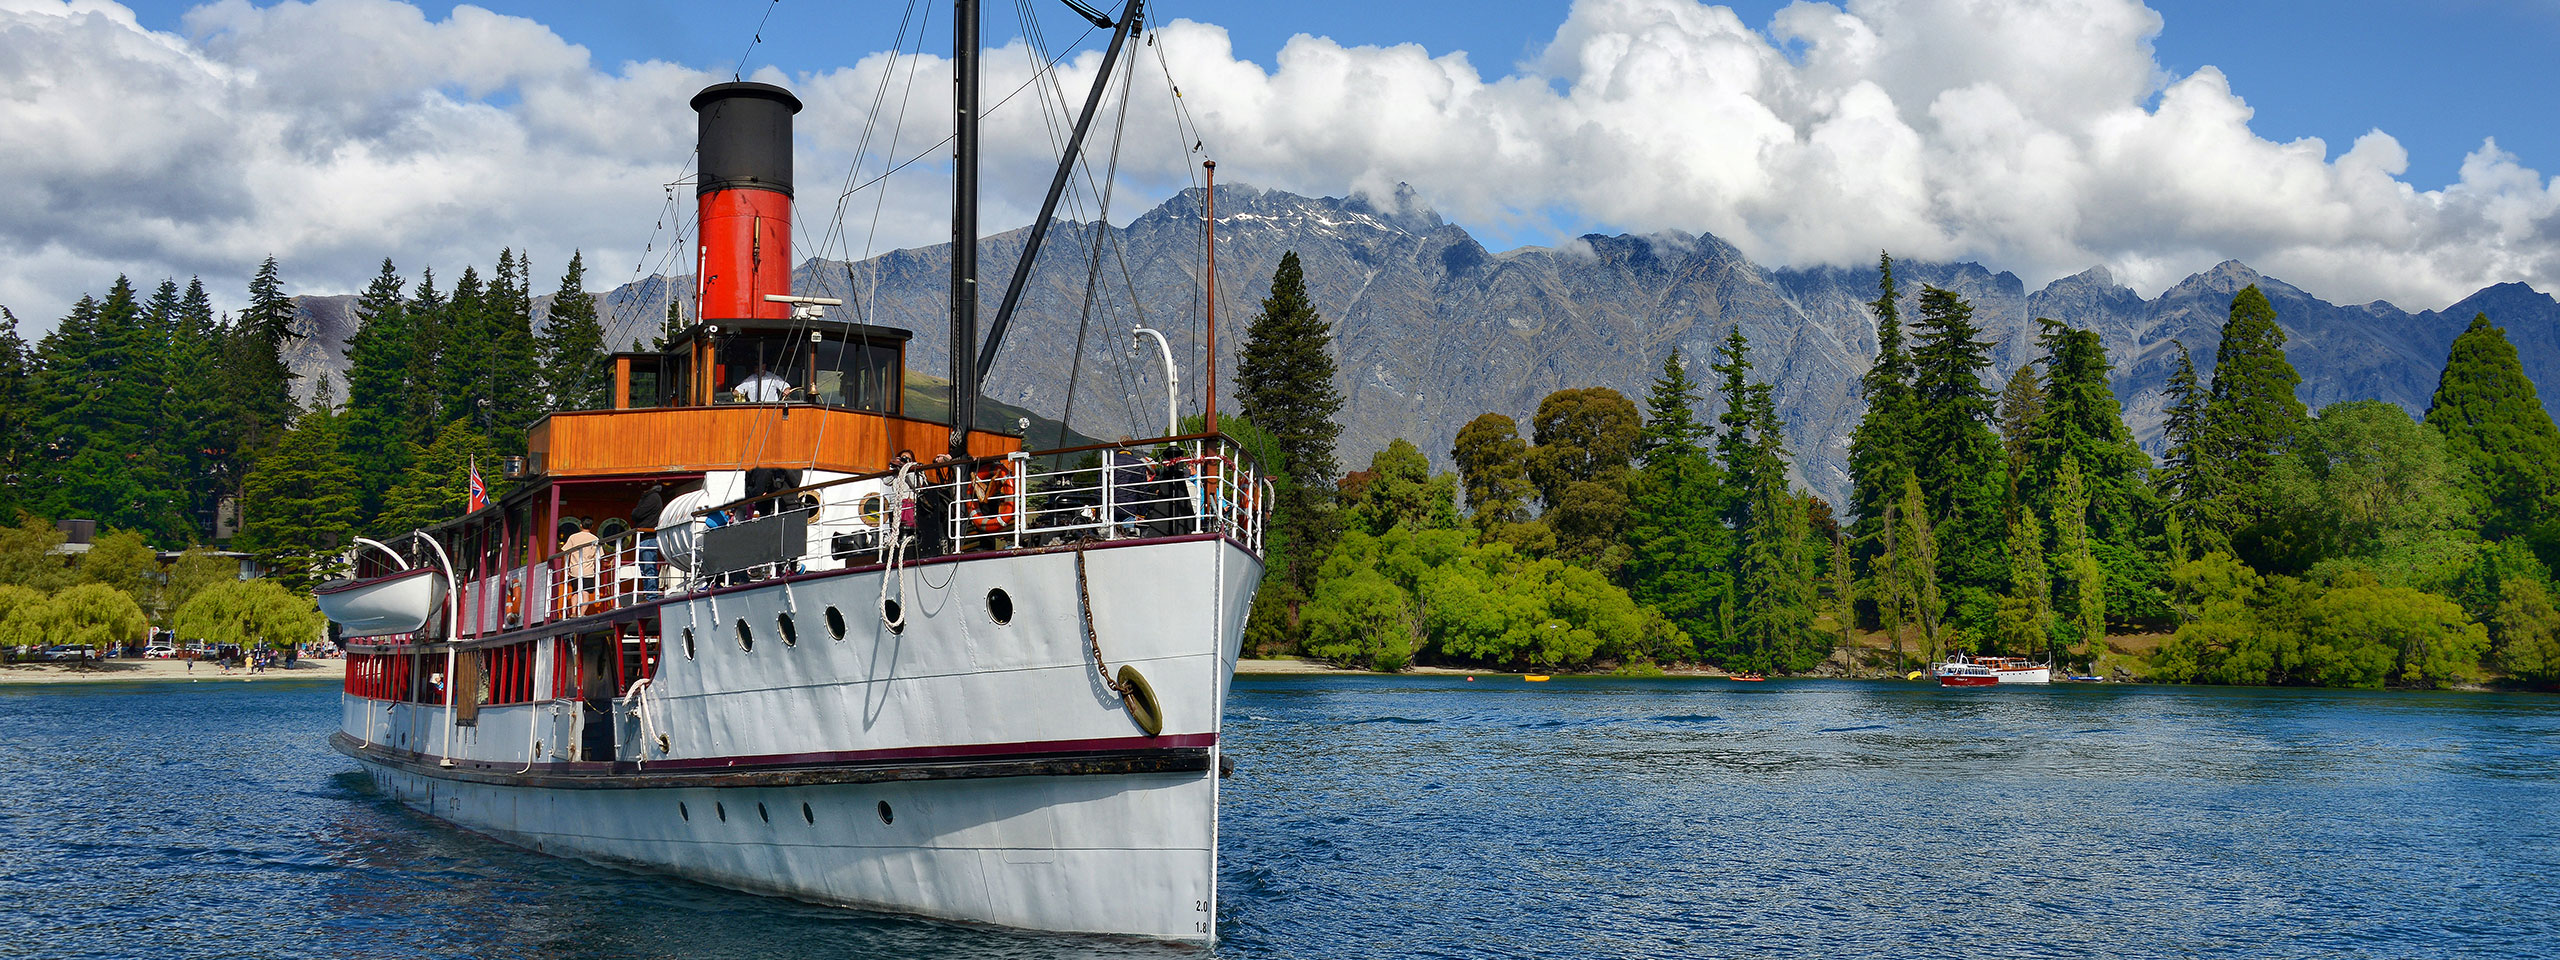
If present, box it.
[314,566,447,638]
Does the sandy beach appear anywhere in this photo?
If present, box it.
[0,658,349,685]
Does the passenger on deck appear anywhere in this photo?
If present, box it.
[1108,442,1153,538]
[560,519,600,609]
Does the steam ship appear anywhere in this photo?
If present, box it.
[318,2,1262,943]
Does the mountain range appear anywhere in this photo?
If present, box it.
[284,184,2560,507]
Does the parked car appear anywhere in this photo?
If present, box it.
[143,644,178,659]
[39,645,95,662]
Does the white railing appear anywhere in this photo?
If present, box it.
[426,433,1268,634]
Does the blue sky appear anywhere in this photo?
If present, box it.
[9,0,2554,318]
[113,0,2557,192]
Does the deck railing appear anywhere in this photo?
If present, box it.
[442,432,1269,634]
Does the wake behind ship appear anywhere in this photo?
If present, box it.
[317,5,1264,942]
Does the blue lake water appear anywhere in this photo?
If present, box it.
[2,675,2555,958]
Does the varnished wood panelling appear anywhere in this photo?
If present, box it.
[531,406,1018,476]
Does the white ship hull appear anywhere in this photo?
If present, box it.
[337,535,1257,942]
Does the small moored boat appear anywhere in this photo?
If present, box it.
[1933,653,2052,686]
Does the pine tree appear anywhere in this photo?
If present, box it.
[227,256,301,457]
[238,396,362,591]
[1996,504,2051,658]
[2424,312,2560,541]
[1997,361,2045,508]
[2156,341,2227,557]
[1897,476,1943,663]
[2026,320,2151,545]
[35,277,184,541]
[2053,456,2105,665]
[2205,285,2307,524]
[342,259,414,521]
[168,277,229,538]
[379,418,504,534]
[439,266,488,435]
[1829,528,1855,672]
[404,269,449,445]
[1847,252,1915,563]
[1626,350,1731,653]
[1236,250,1343,597]
[537,250,610,412]
[1710,325,1758,515]
[1873,496,1911,671]
[0,306,35,518]
[1906,285,2006,636]
[484,249,543,452]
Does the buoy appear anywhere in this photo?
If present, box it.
[1466,676,1475,681]
[1117,665,1164,736]
[1906,670,1924,681]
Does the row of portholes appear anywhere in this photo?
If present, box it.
[675,589,1016,660]
[678,798,896,826]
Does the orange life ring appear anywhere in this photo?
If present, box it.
[968,465,1017,534]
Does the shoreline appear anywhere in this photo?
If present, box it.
[0,659,349,686]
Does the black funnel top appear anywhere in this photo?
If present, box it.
[691,81,802,197]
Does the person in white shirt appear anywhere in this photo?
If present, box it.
[732,366,793,403]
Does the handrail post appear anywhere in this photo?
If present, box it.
[1009,452,1029,550]
[1102,447,1118,540]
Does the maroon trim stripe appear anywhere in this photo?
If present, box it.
[642,732,1218,771]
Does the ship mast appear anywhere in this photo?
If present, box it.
[948,0,982,459]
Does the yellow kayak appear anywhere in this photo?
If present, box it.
[1524,674,1551,682]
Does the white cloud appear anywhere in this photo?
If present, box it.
[0,0,2555,332]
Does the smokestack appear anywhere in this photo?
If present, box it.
[690,81,802,322]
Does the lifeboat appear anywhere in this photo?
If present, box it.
[313,566,445,638]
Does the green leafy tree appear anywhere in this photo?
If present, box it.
[1237,250,1344,598]
[1347,439,1459,535]
[2263,400,2470,576]
[1451,412,1533,530]
[2424,313,2560,541]
[77,528,161,618]
[537,250,611,412]
[239,405,364,591]
[0,582,148,652]
[173,579,324,651]
[0,516,74,592]
[166,547,240,615]
[1896,477,1944,664]
[2490,575,2560,684]
[1527,387,1640,507]
[0,583,43,645]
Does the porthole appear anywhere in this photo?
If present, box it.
[679,802,690,821]
[801,802,815,824]
[716,802,728,822]
[735,618,754,652]
[876,800,895,825]
[682,627,696,660]
[777,612,798,647]
[758,802,770,823]
[825,606,847,641]
[883,599,903,634]
[986,588,1013,625]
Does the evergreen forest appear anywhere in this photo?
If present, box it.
[1238,252,2560,690]
[0,251,608,651]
